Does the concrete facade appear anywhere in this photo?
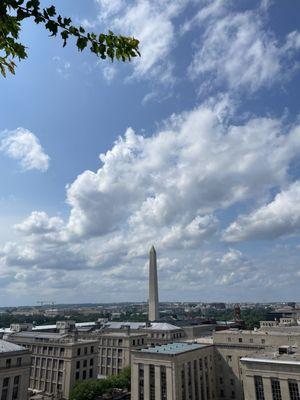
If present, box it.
[5,332,99,399]
[98,332,147,378]
[241,351,300,400]
[131,343,216,400]
[0,340,31,400]
[149,246,159,322]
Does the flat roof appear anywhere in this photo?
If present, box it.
[140,342,209,355]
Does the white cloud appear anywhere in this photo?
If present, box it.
[223,181,300,242]
[96,0,188,83]
[0,128,50,172]
[2,101,300,300]
[188,2,300,94]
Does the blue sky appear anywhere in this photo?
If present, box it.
[1,0,300,306]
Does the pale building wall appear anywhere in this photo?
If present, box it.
[0,348,31,400]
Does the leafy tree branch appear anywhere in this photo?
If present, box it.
[0,0,140,77]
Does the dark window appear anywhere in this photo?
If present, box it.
[76,361,80,369]
[75,371,80,380]
[230,378,234,386]
[231,391,236,399]
[289,380,300,400]
[1,389,8,400]
[194,360,199,400]
[83,370,86,380]
[84,347,87,355]
[254,376,265,400]
[271,378,282,400]
[133,340,136,346]
[89,369,93,378]
[238,338,242,343]
[90,359,94,366]
[91,346,94,354]
[181,366,186,400]
[83,360,87,367]
[60,348,65,356]
[13,377,20,385]
[16,358,21,367]
[3,378,9,388]
[220,390,224,398]
[149,364,155,400]
[6,359,11,368]
[77,348,81,356]
[139,364,144,400]
[161,366,167,400]
[12,386,19,400]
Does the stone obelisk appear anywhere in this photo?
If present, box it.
[148,245,159,321]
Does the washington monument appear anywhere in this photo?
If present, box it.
[148,245,159,321]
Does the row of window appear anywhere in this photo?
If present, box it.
[254,376,300,400]
[30,368,62,382]
[31,357,64,370]
[76,346,94,356]
[20,344,65,357]
[76,359,94,369]
[100,366,122,376]
[1,358,22,369]
[75,368,93,380]
[1,376,20,400]
[227,337,266,344]
[99,357,123,367]
[29,379,62,394]
[100,348,123,356]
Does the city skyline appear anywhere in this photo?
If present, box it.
[1,0,300,305]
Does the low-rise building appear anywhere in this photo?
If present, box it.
[131,342,216,400]
[0,339,31,400]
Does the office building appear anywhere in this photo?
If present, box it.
[5,331,99,399]
[0,339,31,400]
[131,342,216,400]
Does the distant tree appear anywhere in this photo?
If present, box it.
[0,0,140,77]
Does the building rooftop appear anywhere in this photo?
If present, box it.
[140,342,209,355]
[104,321,181,331]
[100,332,146,338]
[241,348,300,366]
[0,339,26,354]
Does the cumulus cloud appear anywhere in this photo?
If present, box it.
[188,2,300,94]
[0,128,50,172]
[223,181,300,242]
[2,101,300,300]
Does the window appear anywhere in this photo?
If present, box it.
[226,355,232,362]
[84,347,87,355]
[161,366,167,400]
[91,346,94,354]
[271,378,282,400]
[83,360,87,367]
[13,377,19,385]
[231,391,236,399]
[230,378,234,386]
[82,370,86,380]
[149,365,155,400]
[16,358,21,366]
[220,377,223,384]
[75,371,80,380]
[89,369,93,378]
[254,376,265,400]
[90,359,94,366]
[227,337,232,342]
[58,360,64,370]
[60,348,65,356]
[139,364,144,400]
[6,359,11,368]
[261,339,265,344]
[77,348,81,356]
[238,338,242,343]
[288,380,300,400]
[76,361,80,369]
[250,338,254,343]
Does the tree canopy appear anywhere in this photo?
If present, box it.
[0,0,140,77]
[70,366,131,400]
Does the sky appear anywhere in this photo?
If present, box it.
[1,0,300,306]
